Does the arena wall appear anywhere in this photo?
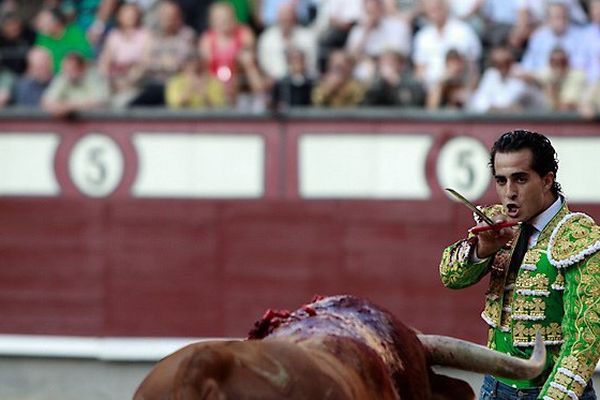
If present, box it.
[1,109,599,347]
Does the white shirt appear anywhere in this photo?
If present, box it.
[528,196,563,248]
[482,0,522,25]
[518,0,588,25]
[519,25,583,72]
[573,24,600,82]
[468,68,528,112]
[448,0,481,19]
[346,17,412,58]
[313,0,363,34]
[257,26,317,80]
[413,18,482,86]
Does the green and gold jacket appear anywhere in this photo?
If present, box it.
[440,202,600,400]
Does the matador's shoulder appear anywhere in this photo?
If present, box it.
[473,204,505,223]
[547,212,600,269]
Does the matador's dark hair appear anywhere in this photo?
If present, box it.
[489,129,562,195]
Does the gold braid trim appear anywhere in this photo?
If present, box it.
[548,213,600,269]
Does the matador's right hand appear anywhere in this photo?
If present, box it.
[473,217,517,259]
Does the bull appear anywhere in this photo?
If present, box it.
[134,295,545,400]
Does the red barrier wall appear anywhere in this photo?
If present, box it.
[1,113,599,344]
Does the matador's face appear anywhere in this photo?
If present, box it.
[493,149,555,223]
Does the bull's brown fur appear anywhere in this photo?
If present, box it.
[134,296,475,400]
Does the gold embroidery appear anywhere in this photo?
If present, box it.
[523,249,542,265]
[513,321,563,344]
[512,297,546,319]
[537,205,570,248]
[552,270,565,289]
[515,271,549,292]
[546,322,562,341]
[483,300,502,327]
[479,204,505,222]
[530,298,546,314]
[554,372,573,387]
[501,309,511,327]
[549,214,600,265]
[545,386,565,399]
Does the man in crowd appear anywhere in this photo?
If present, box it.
[42,51,109,117]
[14,46,53,107]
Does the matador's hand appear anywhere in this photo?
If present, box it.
[474,217,517,259]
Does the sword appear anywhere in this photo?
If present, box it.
[445,188,520,233]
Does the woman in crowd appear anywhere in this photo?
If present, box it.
[98,2,150,107]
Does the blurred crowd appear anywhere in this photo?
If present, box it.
[1,0,600,118]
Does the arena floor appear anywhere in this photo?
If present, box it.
[1,357,597,399]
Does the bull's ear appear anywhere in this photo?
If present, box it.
[199,378,223,400]
[174,378,223,400]
[173,344,233,400]
[429,372,475,400]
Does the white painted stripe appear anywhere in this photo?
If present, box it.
[0,133,60,196]
[0,334,599,371]
[132,133,264,198]
[0,334,239,361]
[299,134,433,199]
[551,137,600,203]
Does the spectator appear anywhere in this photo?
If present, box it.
[131,0,196,106]
[312,50,365,107]
[235,46,268,112]
[165,53,227,109]
[98,2,151,107]
[34,7,93,73]
[270,47,314,109]
[199,2,256,105]
[60,0,119,47]
[578,74,600,119]
[426,48,477,109]
[447,0,485,37]
[468,46,538,112]
[0,10,36,75]
[128,0,160,28]
[520,0,588,27]
[412,0,481,88]
[222,0,256,26]
[0,56,16,108]
[259,0,315,28]
[174,0,215,33]
[257,0,317,81]
[574,0,600,82]
[14,46,53,107]
[314,0,364,72]
[362,50,425,107]
[383,0,424,25]
[345,0,411,82]
[41,52,110,117]
[480,0,531,52]
[534,47,586,111]
[519,2,582,74]
[143,0,216,33]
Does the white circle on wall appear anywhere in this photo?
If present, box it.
[69,134,124,197]
[437,136,490,201]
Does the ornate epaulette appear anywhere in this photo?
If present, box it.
[547,212,600,269]
[473,204,505,223]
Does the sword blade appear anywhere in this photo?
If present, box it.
[445,188,496,226]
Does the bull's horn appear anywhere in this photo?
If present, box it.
[418,331,546,380]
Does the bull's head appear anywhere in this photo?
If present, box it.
[134,333,545,400]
